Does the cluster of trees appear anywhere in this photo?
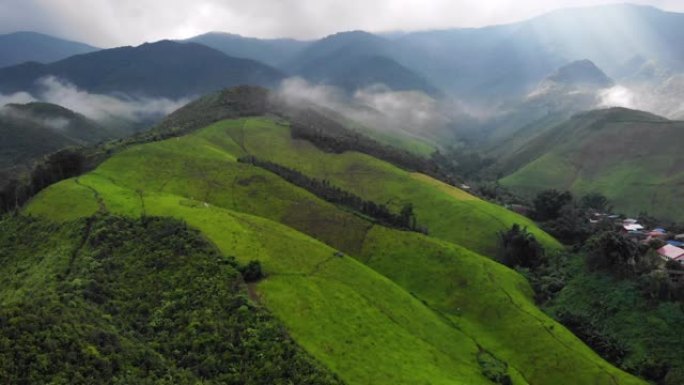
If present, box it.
[0,149,85,213]
[497,224,545,269]
[477,350,512,385]
[527,189,618,246]
[239,156,426,233]
[497,187,684,384]
[498,222,684,384]
[0,214,343,385]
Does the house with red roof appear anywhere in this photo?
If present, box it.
[657,244,684,264]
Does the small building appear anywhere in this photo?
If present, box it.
[622,223,644,232]
[675,234,684,240]
[645,230,668,241]
[667,240,684,248]
[657,244,684,262]
[625,231,647,241]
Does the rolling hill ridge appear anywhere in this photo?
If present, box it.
[500,107,684,220]
[17,87,646,385]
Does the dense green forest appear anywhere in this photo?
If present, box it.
[0,214,342,385]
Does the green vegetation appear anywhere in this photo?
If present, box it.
[239,155,425,232]
[223,117,560,255]
[0,214,342,384]
[535,254,684,384]
[0,102,111,189]
[22,116,645,385]
[500,108,684,220]
[497,224,545,269]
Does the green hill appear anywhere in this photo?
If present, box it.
[22,108,645,384]
[0,214,342,384]
[0,102,115,185]
[499,107,684,219]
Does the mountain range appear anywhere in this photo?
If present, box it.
[0,40,284,98]
[0,31,98,68]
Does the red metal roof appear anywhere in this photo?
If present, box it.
[657,244,684,260]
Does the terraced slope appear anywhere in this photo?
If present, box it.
[25,117,643,385]
[500,108,684,220]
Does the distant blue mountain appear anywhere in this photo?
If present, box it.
[0,31,98,68]
[184,32,310,67]
[0,40,284,99]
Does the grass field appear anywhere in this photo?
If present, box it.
[25,116,644,385]
[500,109,684,220]
[196,117,560,255]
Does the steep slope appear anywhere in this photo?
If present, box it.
[24,114,644,385]
[185,32,310,67]
[500,107,684,219]
[0,40,284,98]
[0,214,342,384]
[0,31,98,69]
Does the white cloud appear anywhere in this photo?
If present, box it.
[0,91,36,106]
[275,77,481,140]
[1,76,188,123]
[1,1,684,47]
[598,77,684,119]
[35,76,189,121]
[599,86,637,109]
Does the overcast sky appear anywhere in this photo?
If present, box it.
[1,0,684,47]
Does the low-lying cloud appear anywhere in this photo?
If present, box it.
[599,76,684,119]
[36,76,190,122]
[275,77,482,141]
[0,104,72,132]
[0,76,189,124]
[0,91,36,106]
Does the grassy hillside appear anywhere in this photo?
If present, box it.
[500,108,684,220]
[198,118,559,255]
[0,214,342,384]
[23,116,646,384]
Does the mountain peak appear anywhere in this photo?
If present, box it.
[546,59,614,88]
